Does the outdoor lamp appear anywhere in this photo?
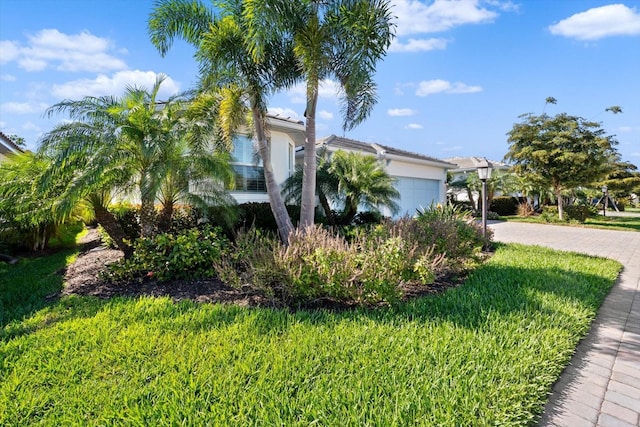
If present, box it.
[602,185,608,216]
[476,158,493,246]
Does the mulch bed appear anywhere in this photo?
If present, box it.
[62,228,469,311]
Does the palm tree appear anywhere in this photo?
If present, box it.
[155,135,235,232]
[247,0,395,228]
[41,75,189,238]
[283,149,399,224]
[149,0,299,243]
[283,148,339,224]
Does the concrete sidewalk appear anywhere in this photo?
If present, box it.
[489,221,640,427]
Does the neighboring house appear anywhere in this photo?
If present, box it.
[305,135,455,218]
[445,156,511,204]
[230,114,305,204]
[0,132,24,162]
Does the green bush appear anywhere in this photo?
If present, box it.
[490,196,519,216]
[106,226,229,283]
[414,204,489,262]
[564,205,595,222]
[236,203,299,232]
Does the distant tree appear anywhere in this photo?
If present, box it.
[7,134,26,148]
[505,112,618,220]
[597,156,640,201]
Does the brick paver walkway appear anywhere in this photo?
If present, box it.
[489,221,640,427]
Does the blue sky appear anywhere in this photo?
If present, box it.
[1,0,639,164]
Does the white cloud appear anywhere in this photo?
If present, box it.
[0,74,16,82]
[51,70,180,99]
[392,0,499,36]
[21,121,41,132]
[268,107,301,120]
[0,41,20,63]
[389,37,449,52]
[0,101,49,114]
[388,108,417,116]
[318,110,334,120]
[405,123,423,129]
[1,29,128,72]
[285,79,340,103]
[549,4,640,40]
[416,79,482,96]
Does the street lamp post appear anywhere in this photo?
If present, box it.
[476,159,493,243]
[601,185,608,217]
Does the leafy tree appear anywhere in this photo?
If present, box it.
[597,156,640,202]
[249,0,395,228]
[6,134,26,148]
[283,149,399,224]
[505,112,618,220]
[149,0,299,243]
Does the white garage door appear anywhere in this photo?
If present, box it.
[394,177,440,217]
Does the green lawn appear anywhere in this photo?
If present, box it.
[504,213,640,232]
[0,244,621,426]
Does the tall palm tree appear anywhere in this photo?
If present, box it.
[149,0,299,243]
[247,0,395,228]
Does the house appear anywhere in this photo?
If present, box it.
[305,135,455,217]
[229,114,305,204]
[445,156,510,204]
[0,132,23,161]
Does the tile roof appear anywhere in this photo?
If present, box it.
[0,131,24,154]
[317,135,455,167]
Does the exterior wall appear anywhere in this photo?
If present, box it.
[385,158,448,207]
[229,128,296,204]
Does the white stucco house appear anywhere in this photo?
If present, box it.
[229,114,305,204]
[0,132,23,162]
[298,135,455,218]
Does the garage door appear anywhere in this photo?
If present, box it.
[394,177,440,217]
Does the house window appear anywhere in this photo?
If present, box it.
[231,135,266,193]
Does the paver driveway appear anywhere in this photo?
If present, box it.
[489,221,640,427]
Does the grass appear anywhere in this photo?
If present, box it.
[0,244,621,426]
[504,213,640,232]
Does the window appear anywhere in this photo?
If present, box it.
[231,135,266,193]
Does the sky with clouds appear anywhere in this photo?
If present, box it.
[1,0,639,164]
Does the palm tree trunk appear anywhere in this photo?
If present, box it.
[157,200,173,233]
[300,81,319,229]
[94,205,133,258]
[318,189,335,226]
[555,187,564,220]
[139,197,157,238]
[342,197,358,225]
[251,105,293,243]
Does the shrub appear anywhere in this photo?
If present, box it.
[414,204,489,262]
[236,203,299,232]
[564,205,595,222]
[105,225,229,283]
[490,196,519,216]
[517,202,535,217]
